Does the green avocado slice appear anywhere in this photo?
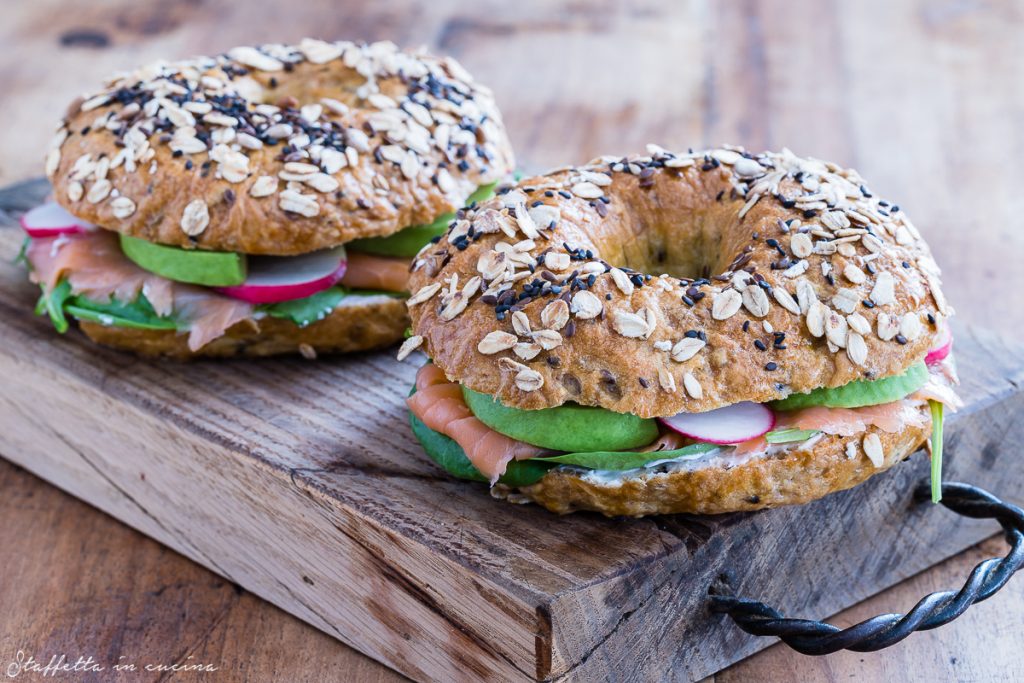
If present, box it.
[771,361,930,411]
[120,234,246,287]
[347,183,497,257]
[462,386,659,452]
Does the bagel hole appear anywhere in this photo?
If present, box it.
[608,216,746,281]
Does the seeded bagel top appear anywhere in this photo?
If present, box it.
[46,39,515,255]
[406,146,951,417]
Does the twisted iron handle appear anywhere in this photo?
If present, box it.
[708,482,1024,655]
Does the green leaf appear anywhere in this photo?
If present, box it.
[533,442,718,470]
[347,183,497,257]
[764,428,820,444]
[930,400,944,504]
[37,280,72,333]
[260,287,348,327]
[13,236,30,266]
[772,362,929,410]
[65,303,178,331]
[66,290,179,331]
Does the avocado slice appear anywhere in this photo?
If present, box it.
[771,361,930,411]
[462,386,659,452]
[120,234,246,287]
[347,183,498,257]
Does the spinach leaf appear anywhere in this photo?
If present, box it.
[930,400,944,504]
[13,236,30,266]
[532,442,719,470]
[259,287,347,327]
[36,280,73,333]
[65,294,178,331]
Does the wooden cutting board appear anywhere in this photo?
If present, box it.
[1,179,1022,682]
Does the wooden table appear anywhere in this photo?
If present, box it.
[1,0,1022,680]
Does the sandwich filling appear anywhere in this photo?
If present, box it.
[407,330,960,498]
[22,184,495,351]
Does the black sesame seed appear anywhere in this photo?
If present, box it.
[685,329,699,338]
[765,362,778,371]
[895,334,908,345]
[863,299,876,308]
[742,320,750,332]
[754,339,767,351]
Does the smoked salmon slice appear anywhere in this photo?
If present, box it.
[341,252,409,293]
[732,399,935,455]
[27,232,252,351]
[408,364,545,484]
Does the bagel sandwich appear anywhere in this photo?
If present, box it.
[23,39,514,357]
[401,146,961,517]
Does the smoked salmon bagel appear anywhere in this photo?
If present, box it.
[403,146,961,516]
[24,39,513,357]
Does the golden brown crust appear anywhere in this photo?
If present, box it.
[77,295,407,358]
[408,147,952,418]
[46,40,514,255]
[514,403,931,517]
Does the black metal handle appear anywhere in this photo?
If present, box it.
[708,482,1024,655]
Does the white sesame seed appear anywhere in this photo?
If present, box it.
[825,309,849,348]
[847,332,868,366]
[570,182,603,199]
[110,196,136,219]
[711,289,742,320]
[278,189,320,217]
[683,372,703,399]
[511,310,532,336]
[86,179,111,204]
[396,335,423,361]
[863,433,884,468]
[515,367,544,392]
[900,312,923,341]
[671,337,706,362]
[741,285,770,318]
[180,198,209,236]
[478,331,517,355]
[541,299,570,330]
[870,271,896,306]
[658,368,677,393]
[570,290,603,319]
[229,46,284,71]
[790,232,813,259]
[408,282,442,306]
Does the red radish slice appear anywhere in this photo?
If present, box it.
[659,402,776,445]
[20,202,96,237]
[925,326,953,366]
[215,246,347,304]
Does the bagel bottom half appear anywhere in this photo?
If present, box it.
[505,406,930,517]
[77,295,407,359]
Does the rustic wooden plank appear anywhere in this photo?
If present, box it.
[0,459,405,683]
[1,184,1023,680]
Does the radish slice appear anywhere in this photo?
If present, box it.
[925,326,953,366]
[215,246,347,304]
[20,202,96,237]
[659,402,776,445]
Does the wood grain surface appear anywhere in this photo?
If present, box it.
[0,0,1022,681]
